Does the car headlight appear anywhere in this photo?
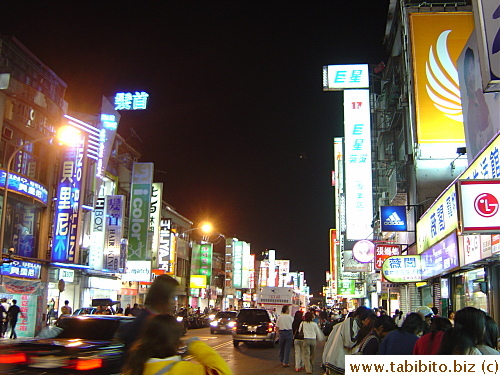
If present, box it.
[176,316,184,322]
[208,314,216,320]
[227,321,236,328]
[210,321,218,327]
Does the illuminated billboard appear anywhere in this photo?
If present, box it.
[409,12,474,144]
[473,0,500,92]
[459,180,500,233]
[127,163,154,260]
[344,89,373,240]
[416,183,458,254]
[104,195,125,271]
[323,64,369,90]
[114,92,149,110]
[51,138,86,263]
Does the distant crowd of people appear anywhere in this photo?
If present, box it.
[276,304,499,374]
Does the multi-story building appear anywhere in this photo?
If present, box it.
[371,0,499,319]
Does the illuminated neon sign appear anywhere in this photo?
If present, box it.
[0,169,48,205]
[114,92,149,110]
[51,138,85,263]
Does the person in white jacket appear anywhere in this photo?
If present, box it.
[299,311,325,374]
[322,306,375,375]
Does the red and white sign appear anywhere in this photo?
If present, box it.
[459,180,500,232]
[492,234,500,254]
[375,244,401,270]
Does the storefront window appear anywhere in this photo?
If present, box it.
[453,268,488,312]
[1,196,41,257]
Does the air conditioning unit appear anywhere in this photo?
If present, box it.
[2,127,13,140]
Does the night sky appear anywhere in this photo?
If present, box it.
[2,1,389,294]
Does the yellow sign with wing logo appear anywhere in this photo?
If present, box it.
[409,12,474,144]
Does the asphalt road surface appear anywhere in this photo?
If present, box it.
[185,327,327,375]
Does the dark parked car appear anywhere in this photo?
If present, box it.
[73,298,117,315]
[231,308,278,347]
[0,315,134,374]
[210,311,237,334]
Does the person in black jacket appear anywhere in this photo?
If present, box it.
[7,299,24,339]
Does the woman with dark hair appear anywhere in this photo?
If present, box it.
[438,327,481,355]
[379,312,425,355]
[292,310,305,372]
[122,314,232,375]
[478,315,499,354]
[357,315,397,355]
[455,307,486,348]
[119,275,179,352]
[413,317,452,354]
[301,311,325,374]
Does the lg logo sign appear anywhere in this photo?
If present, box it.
[474,193,499,218]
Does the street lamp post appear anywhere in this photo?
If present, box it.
[0,126,81,256]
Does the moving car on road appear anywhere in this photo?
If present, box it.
[231,308,278,347]
[0,315,134,374]
[210,311,237,334]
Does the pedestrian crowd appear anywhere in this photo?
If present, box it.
[0,297,24,339]
[274,304,499,374]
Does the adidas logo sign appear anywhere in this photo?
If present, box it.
[384,212,404,226]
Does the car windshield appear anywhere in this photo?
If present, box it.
[216,312,236,319]
[56,318,126,340]
[237,310,270,324]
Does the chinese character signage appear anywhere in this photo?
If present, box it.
[0,170,48,205]
[344,89,373,240]
[421,231,459,279]
[127,163,154,260]
[461,133,500,180]
[233,241,243,288]
[416,183,458,254]
[0,260,41,279]
[323,64,369,90]
[104,195,125,272]
[150,183,163,268]
[89,197,106,270]
[241,241,251,289]
[51,138,86,263]
[375,244,401,270]
[199,243,213,280]
[409,12,474,144]
[114,91,149,110]
[337,279,356,296]
[459,179,500,233]
[158,219,173,273]
[380,206,408,232]
[96,96,121,178]
[382,255,422,283]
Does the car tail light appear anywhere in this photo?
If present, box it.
[267,322,274,332]
[64,358,103,371]
[0,352,28,364]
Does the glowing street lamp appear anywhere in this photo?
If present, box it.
[0,125,82,254]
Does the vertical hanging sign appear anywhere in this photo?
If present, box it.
[344,89,373,240]
[150,183,163,268]
[104,195,125,271]
[158,218,173,273]
[127,163,154,260]
[89,197,106,269]
[51,138,86,263]
[199,243,213,282]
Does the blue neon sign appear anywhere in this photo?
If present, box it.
[0,169,48,205]
[380,205,408,232]
[51,139,85,263]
